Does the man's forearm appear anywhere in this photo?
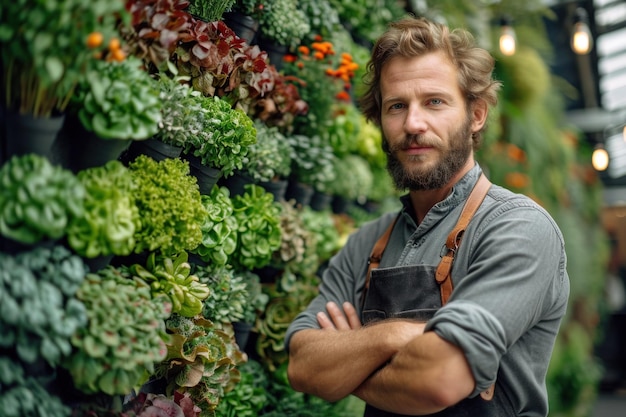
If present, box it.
[288,320,423,402]
[353,331,475,415]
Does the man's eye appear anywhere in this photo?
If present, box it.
[429,98,443,105]
[389,103,404,110]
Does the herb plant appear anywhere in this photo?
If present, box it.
[240,121,293,183]
[187,0,236,22]
[128,155,206,254]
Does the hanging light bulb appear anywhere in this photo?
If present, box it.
[499,16,516,56]
[592,145,609,171]
[571,7,593,55]
[623,124,626,142]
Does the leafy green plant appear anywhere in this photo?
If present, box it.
[128,155,206,254]
[156,314,245,414]
[327,0,407,45]
[184,95,257,178]
[0,358,71,417]
[0,246,87,366]
[298,0,342,43]
[257,0,310,49]
[0,0,128,117]
[240,121,293,182]
[64,266,171,396]
[288,134,336,192]
[72,56,162,140]
[239,270,269,324]
[127,252,210,318]
[271,200,318,276]
[66,161,139,258]
[215,359,268,417]
[153,72,205,149]
[230,184,282,271]
[187,0,235,22]
[300,207,341,264]
[191,185,238,266]
[326,153,373,202]
[0,153,85,244]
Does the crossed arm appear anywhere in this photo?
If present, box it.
[287,302,476,415]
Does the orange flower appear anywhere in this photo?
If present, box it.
[297,62,304,69]
[336,91,351,101]
[504,172,530,189]
[283,54,298,63]
[507,144,526,163]
[298,46,310,55]
[314,51,324,60]
[314,34,323,42]
[86,32,103,49]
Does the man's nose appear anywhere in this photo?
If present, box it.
[403,106,428,135]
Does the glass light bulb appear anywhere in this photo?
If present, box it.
[592,147,609,171]
[499,26,516,56]
[571,22,593,55]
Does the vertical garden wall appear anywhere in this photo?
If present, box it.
[0,0,608,416]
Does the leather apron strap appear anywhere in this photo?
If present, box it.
[365,173,491,307]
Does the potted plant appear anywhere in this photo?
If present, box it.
[287,133,337,206]
[230,184,282,271]
[154,314,245,414]
[222,0,264,43]
[0,246,87,367]
[0,0,128,160]
[256,0,310,66]
[190,185,238,267]
[226,120,293,199]
[0,154,85,249]
[63,266,171,397]
[65,161,140,268]
[55,56,163,172]
[187,0,236,22]
[126,251,210,318]
[183,94,257,180]
[126,155,207,256]
[327,153,373,213]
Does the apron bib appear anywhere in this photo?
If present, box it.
[360,265,514,416]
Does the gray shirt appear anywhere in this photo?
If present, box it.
[286,164,570,416]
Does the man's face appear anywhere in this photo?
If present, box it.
[379,52,480,190]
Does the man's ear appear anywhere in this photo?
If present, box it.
[471,99,489,133]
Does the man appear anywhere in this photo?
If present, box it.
[285,16,569,416]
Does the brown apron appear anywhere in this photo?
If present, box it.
[360,175,513,416]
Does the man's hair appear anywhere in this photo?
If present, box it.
[359,16,502,145]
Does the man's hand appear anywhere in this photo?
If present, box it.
[317,301,362,330]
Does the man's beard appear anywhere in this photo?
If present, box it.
[385,117,473,191]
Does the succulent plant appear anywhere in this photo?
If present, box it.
[0,246,87,366]
[64,267,171,396]
[0,153,85,244]
[0,357,71,417]
[195,264,248,325]
[300,206,341,263]
[191,186,238,266]
[238,270,269,324]
[156,315,245,414]
[271,200,318,276]
[127,252,210,318]
[128,155,207,255]
[66,160,140,258]
[230,184,282,271]
[288,134,336,192]
[240,121,293,183]
[214,358,268,417]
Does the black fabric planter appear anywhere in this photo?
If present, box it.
[120,138,182,165]
[285,180,314,207]
[52,115,130,173]
[3,111,65,163]
[183,153,221,195]
[309,190,333,211]
[219,171,256,197]
[223,11,259,44]
[259,178,288,201]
